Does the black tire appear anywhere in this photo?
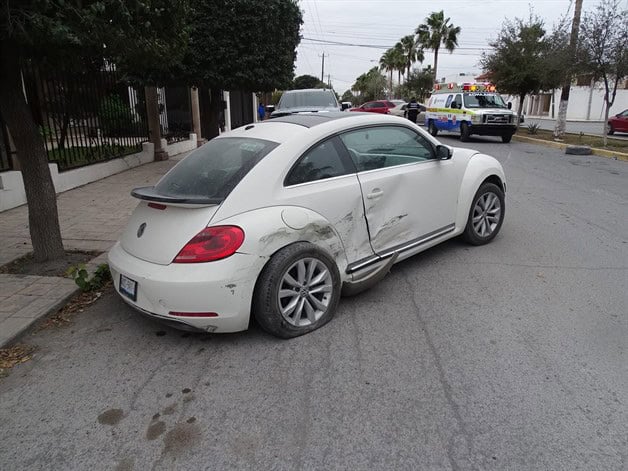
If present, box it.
[253,242,341,339]
[428,120,439,136]
[607,123,615,135]
[460,122,471,142]
[462,182,505,246]
[501,133,513,143]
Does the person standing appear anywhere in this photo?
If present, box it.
[258,101,266,121]
[407,97,420,124]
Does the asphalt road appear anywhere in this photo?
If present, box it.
[1,136,626,471]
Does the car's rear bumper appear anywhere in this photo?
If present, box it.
[108,242,263,333]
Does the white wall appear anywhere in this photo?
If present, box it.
[510,86,628,121]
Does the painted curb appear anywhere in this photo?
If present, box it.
[513,135,628,162]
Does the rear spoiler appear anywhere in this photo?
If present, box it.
[131,186,221,207]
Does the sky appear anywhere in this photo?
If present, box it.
[295,0,604,94]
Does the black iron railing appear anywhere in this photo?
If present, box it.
[21,61,149,171]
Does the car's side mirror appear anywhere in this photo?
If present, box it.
[436,145,452,160]
[507,102,512,110]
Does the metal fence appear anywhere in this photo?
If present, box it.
[21,61,149,171]
[0,116,12,172]
[163,86,192,143]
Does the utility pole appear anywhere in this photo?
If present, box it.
[553,0,583,140]
[319,53,326,82]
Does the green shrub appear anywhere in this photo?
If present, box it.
[66,263,111,292]
[526,122,540,135]
[98,95,135,137]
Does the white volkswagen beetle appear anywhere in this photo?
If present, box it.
[109,113,505,338]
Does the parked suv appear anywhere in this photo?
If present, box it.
[271,89,340,118]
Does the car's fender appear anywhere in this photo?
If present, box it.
[211,205,351,282]
[455,154,506,230]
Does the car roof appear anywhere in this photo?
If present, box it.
[282,88,335,94]
[270,112,358,128]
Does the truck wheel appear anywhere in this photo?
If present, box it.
[460,122,471,142]
[501,133,513,143]
[428,120,439,136]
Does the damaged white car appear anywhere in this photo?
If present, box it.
[109,113,506,338]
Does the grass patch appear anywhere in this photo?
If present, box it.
[516,128,628,153]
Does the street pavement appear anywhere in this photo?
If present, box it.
[0,136,626,470]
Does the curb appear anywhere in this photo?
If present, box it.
[513,135,628,162]
[0,286,80,348]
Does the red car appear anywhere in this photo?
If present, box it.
[608,109,628,135]
[350,100,397,114]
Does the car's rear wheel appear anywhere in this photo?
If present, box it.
[460,122,471,142]
[501,133,513,143]
[462,182,505,245]
[253,242,341,338]
[428,120,439,136]
[607,123,615,135]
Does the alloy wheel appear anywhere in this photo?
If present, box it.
[277,257,333,327]
[472,192,502,238]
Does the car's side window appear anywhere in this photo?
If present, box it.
[363,102,373,109]
[285,138,352,186]
[445,94,454,108]
[372,102,385,108]
[339,126,435,172]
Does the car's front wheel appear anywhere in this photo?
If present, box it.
[253,242,341,338]
[428,120,439,136]
[462,182,505,245]
[501,133,513,143]
[460,122,471,142]
[607,123,615,135]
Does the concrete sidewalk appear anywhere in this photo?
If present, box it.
[0,155,183,347]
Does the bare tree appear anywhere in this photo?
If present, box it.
[579,0,628,146]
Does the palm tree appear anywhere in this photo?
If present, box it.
[416,10,461,80]
[379,48,396,97]
[400,34,424,78]
[392,43,406,85]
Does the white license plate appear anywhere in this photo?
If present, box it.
[119,274,137,301]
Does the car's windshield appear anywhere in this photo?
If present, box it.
[463,93,507,109]
[154,137,278,202]
[278,91,339,109]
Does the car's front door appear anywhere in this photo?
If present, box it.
[338,125,459,255]
[617,110,628,132]
[282,136,374,265]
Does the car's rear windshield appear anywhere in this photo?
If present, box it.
[154,137,278,203]
[279,91,339,109]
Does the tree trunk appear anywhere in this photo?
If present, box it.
[0,47,65,262]
[433,48,439,81]
[144,86,168,161]
[58,111,71,149]
[553,0,583,139]
[603,92,610,147]
[517,93,526,131]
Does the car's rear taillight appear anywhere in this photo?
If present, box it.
[173,226,245,263]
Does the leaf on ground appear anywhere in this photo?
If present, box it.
[38,282,112,330]
[0,344,36,370]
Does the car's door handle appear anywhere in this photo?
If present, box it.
[367,189,384,199]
